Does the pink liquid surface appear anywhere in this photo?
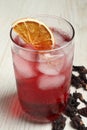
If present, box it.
[12,28,73,122]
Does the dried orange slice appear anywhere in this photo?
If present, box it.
[12,18,54,50]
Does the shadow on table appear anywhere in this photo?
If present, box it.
[0,92,23,119]
[0,91,51,129]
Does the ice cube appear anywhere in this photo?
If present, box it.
[13,53,37,78]
[37,53,65,75]
[64,45,74,68]
[54,32,64,46]
[66,52,73,65]
[12,29,26,46]
[51,28,65,47]
[18,36,26,46]
[19,49,37,62]
[38,75,65,90]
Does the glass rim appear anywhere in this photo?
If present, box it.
[10,15,75,53]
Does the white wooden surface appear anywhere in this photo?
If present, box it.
[0,0,87,130]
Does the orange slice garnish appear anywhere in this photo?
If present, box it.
[12,18,54,50]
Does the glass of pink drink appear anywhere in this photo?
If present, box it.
[10,15,75,123]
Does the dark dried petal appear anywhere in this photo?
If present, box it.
[52,115,66,130]
[71,74,83,88]
[73,92,87,105]
[65,105,77,117]
[78,124,85,130]
[64,94,79,117]
[83,84,87,90]
[78,107,87,117]
[80,74,87,83]
[73,66,87,74]
[73,92,82,99]
[72,65,87,90]
[68,94,80,108]
[71,74,87,90]
[71,78,82,88]
[70,115,84,129]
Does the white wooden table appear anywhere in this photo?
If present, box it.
[0,0,87,129]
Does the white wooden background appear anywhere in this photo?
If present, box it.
[0,0,87,130]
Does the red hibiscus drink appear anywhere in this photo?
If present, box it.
[10,15,75,122]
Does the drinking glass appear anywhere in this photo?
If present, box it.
[10,15,75,123]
